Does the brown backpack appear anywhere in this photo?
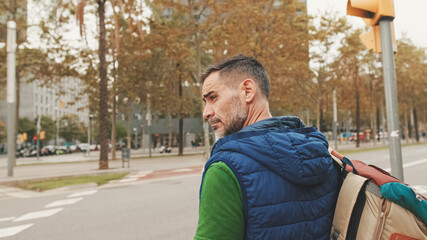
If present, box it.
[328,148,427,240]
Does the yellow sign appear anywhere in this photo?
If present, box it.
[40,131,45,140]
[347,0,395,26]
[20,132,27,143]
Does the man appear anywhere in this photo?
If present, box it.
[195,54,340,240]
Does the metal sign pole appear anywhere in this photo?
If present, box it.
[147,94,152,158]
[379,17,404,181]
[37,115,41,161]
[7,21,16,177]
[333,90,338,150]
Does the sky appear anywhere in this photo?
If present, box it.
[3,0,425,52]
[306,0,427,49]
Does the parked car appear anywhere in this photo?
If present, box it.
[78,143,90,152]
[69,145,77,152]
[89,144,99,151]
[55,146,70,154]
[159,145,171,153]
[41,145,56,156]
[349,132,365,141]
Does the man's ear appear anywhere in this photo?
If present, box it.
[240,79,257,103]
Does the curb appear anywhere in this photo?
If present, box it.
[0,168,133,186]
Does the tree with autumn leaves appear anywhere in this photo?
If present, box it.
[3,0,427,170]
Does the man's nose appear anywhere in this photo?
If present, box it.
[203,104,214,122]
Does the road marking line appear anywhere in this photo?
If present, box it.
[172,168,192,173]
[118,178,138,183]
[0,217,15,223]
[412,185,427,194]
[45,198,83,208]
[131,174,148,178]
[402,158,427,168]
[14,208,63,222]
[384,158,427,172]
[0,224,34,238]
[68,190,98,198]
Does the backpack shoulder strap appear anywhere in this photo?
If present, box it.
[328,147,359,175]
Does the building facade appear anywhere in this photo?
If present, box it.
[0,76,90,127]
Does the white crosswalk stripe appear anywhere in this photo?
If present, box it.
[0,224,34,238]
[68,190,98,198]
[173,168,192,173]
[412,185,427,195]
[13,208,63,222]
[384,158,427,172]
[0,217,15,223]
[118,178,139,183]
[45,198,83,208]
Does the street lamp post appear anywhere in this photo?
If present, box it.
[87,114,94,156]
[36,115,41,161]
[147,94,152,158]
[7,21,16,177]
[133,128,137,149]
[332,90,338,150]
[141,124,144,152]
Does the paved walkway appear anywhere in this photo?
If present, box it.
[0,140,423,199]
[0,148,206,200]
[0,147,205,183]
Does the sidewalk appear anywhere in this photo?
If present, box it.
[0,140,423,185]
[0,147,206,185]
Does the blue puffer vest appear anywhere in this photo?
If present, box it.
[201,117,340,240]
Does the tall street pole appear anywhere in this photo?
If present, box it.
[147,94,152,158]
[332,90,338,150]
[7,21,16,177]
[379,17,404,181]
[36,115,41,161]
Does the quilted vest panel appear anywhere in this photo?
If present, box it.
[203,128,340,240]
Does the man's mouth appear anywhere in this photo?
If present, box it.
[209,120,220,129]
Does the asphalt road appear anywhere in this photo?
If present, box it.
[345,144,427,186]
[0,174,201,240]
[0,144,426,239]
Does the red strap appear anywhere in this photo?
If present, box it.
[330,149,344,160]
[389,233,421,240]
[351,160,401,186]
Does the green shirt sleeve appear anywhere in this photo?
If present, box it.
[194,161,244,240]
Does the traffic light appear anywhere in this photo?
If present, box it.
[359,24,397,53]
[33,136,37,141]
[347,0,395,26]
[348,0,404,180]
[359,25,381,53]
[347,0,396,53]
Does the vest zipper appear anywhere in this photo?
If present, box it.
[373,198,387,239]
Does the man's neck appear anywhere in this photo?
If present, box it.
[243,102,272,128]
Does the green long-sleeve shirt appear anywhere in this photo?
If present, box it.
[194,161,244,240]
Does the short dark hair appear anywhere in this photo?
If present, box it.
[200,54,270,99]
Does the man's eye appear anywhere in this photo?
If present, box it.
[210,96,216,101]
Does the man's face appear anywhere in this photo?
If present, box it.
[202,72,248,138]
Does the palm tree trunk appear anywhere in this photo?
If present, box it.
[98,0,109,169]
